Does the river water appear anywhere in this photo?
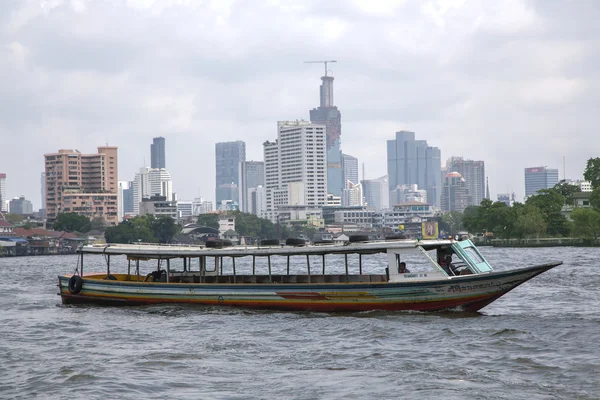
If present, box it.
[0,246,598,400]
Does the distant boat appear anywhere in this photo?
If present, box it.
[58,238,561,312]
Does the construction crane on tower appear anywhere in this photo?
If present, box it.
[304,60,337,76]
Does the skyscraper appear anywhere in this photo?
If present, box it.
[361,175,389,210]
[238,161,264,213]
[263,121,327,220]
[446,157,485,207]
[309,72,342,197]
[215,141,246,206]
[440,172,472,213]
[0,173,6,212]
[525,167,559,197]
[342,153,359,184]
[387,131,441,207]
[132,167,173,215]
[151,137,166,169]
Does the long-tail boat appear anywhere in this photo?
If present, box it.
[57,238,561,312]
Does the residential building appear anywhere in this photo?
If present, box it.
[238,161,264,213]
[263,121,327,221]
[361,175,389,211]
[440,172,472,213]
[446,157,485,207]
[0,219,14,236]
[9,196,33,215]
[563,179,592,192]
[150,137,166,169]
[44,147,118,225]
[40,172,46,214]
[309,71,343,197]
[216,141,246,206]
[333,208,375,228]
[387,131,441,207]
[525,166,559,197]
[139,195,177,219]
[0,173,6,212]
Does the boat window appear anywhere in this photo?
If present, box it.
[451,239,493,273]
[463,247,484,264]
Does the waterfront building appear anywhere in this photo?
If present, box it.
[309,72,343,197]
[333,208,375,228]
[238,161,264,213]
[390,184,427,205]
[440,172,471,213]
[150,137,166,169]
[446,157,485,206]
[361,175,389,211]
[263,121,327,221]
[563,179,592,192]
[525,167,559,197]
[177,200,193,219]
[373,202,436,236]
[9,196,33,215]
[215,141,246,206]
[0,173,6,212]
[387,131,441,207]
[44,147,118,225]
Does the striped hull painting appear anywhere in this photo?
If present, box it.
[58,262,559,313]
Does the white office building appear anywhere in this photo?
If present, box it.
[263,121,327,221]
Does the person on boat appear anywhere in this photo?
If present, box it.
[398,262,410,273]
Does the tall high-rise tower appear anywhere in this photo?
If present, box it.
[387,131,441,207]
[151,137,166,169]
[446,157,485,207]
[215,141,246,207]
[0,173,6,212]
[309,71,342,197]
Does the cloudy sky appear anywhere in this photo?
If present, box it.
[1,0,598,209]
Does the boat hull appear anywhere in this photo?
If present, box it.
[58,262,560,312]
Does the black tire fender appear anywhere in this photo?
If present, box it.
[68,275,83,294]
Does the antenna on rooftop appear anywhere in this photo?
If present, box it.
[304,60,337,76]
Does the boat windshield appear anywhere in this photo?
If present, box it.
[451,239,493,273]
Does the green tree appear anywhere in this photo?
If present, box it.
[583,157,600,189]
[440,211,463,234]
[151,215,181,243]
[553,181,581,205]
[526,189,569,236]
[589,187,600,211]
[515,206,547,238]
[90,217,107,232]
[53,213,91,233]
[570,208,600,240]
[196,214,219,229]
[104,215,157,244]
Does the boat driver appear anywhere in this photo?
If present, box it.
[398,262,410,274]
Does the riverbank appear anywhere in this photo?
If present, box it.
[474,237,600,248]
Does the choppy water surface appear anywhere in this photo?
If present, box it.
[0,247,599,400]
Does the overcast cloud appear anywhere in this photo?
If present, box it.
[1,0,598,209]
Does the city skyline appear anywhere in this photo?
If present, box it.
[0,1,597,209]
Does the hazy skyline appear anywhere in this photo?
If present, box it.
[1,0,597,209]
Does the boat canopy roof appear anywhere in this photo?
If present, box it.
[78,239,456,258]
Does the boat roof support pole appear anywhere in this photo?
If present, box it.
[80,252,84,277]
[252,256,256,275]
[268,255,272,283]
[136,259,140,282]
[127,259,131,280]
[219,257,223,275]
[232,257,236,283]
[166,259,170,283]
[183,257,187,272]
[307,255,311,283]
[107,255,111,277]
[359,254,363,275]
[322,254,326,275]
[287,256,290,275]
[344,254,348,282]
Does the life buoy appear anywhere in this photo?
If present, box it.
[68,275,83,294]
